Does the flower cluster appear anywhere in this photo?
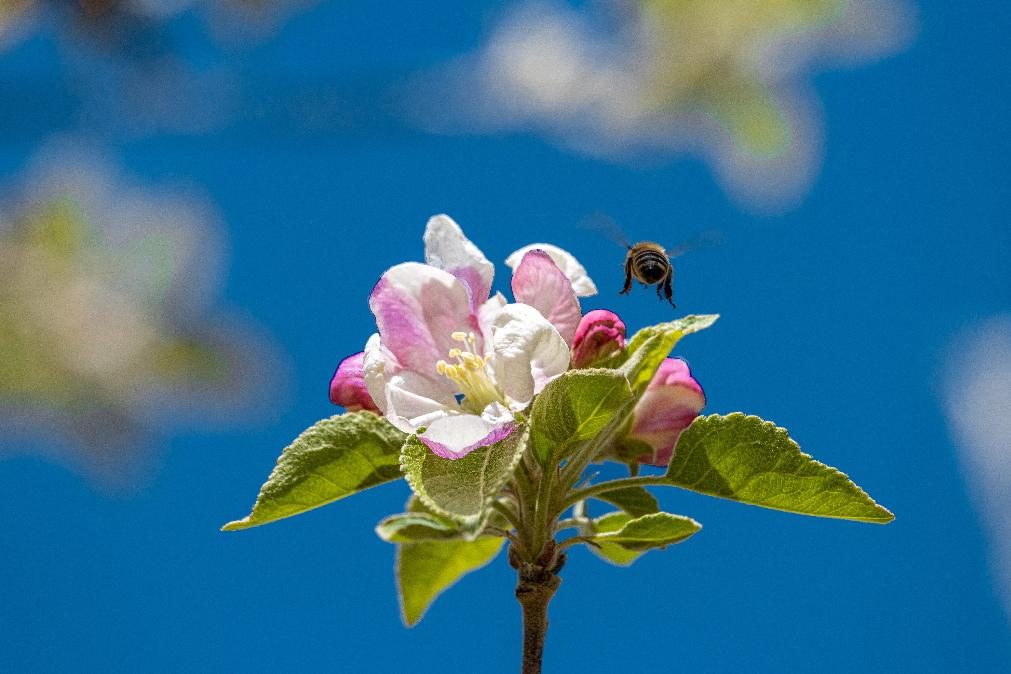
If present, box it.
[330,215,704,463]
[227,214,895,668]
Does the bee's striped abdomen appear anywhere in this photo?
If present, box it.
[630,244,670,285]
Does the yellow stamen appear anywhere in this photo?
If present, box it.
[436,330,508,414]
[461,353,484,369]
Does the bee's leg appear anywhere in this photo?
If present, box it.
[655,282,663,299]
[620,257,633,295]
[663,269,676,308]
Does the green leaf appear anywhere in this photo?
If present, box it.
[593,486,660,517]
[397,536,504,626]
[376,512,461,543]
[529,369,633,465]
[585,511,698,566]
[594,512,702,550]
[221,412,406,531]
[666,413,895,524]
[587,512,643,567]
[620,314,719,392]
[400,426,527,527]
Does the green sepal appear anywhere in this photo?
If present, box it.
[222,412,406,531]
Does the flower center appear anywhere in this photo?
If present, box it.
[436,331,506,414]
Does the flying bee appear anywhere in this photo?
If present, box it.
[583,214,722,309]
[622,241,676,306]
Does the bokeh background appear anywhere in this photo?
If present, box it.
[1,1,1009,672]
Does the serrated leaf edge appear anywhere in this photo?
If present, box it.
[400,426,528,533]
[669,412,895,524]
[221,412,405,531]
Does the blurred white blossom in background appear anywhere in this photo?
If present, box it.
[943,315,1011,624]
[0,140,285,488]
[0,0,317,47]
[0,0,320,136]
[413,0,916,211]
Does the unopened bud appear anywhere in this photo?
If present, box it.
[571,309,627,368]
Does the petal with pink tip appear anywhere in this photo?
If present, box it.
[505,243,597,297]
[489,302,570,408]
[329,351,380,412]
[369,262,480,382]
[424,214,494,312]
[511,250,582,345]
[419,415,517,460]
[629,358,706,466]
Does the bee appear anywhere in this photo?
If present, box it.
[583,214,722,309]
[622,242,676,306]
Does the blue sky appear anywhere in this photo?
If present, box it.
[1,2,1010,672]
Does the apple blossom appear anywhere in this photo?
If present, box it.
[337,214,595,459]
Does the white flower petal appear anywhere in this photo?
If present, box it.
[505,243,597,297]
[481,400,515,426]
[384,371,460,434]
[363,333,393,414]
[490,302,570,407]
[477,291,507,345]
[424,214,495,311]
[419,414,517,459]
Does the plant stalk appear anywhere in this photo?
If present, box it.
[514,552,563,674]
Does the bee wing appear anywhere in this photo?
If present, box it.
[666,229,724,258]
[579,212,631,249]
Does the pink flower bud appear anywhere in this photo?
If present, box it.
[571,309,626,368]
[329,352,380,413]
[629,358,705,466]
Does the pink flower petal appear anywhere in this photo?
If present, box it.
[424,214,494,313]
[505,243,597,297]
[511,249,582,345]
[329,351,380,413]
[369,262,481,382]
[419,416,517,460]
[629,358,706,466]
